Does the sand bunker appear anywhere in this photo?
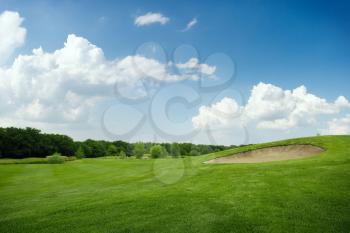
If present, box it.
[206,145,324,164]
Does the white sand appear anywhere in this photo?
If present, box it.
[205,145,324,164]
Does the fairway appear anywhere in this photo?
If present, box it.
[1,136,350,233]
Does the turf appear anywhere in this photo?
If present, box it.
[0,136,349,233]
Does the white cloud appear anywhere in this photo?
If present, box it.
[117,55,185,82]
[322,115,350,135]
[134,12,169,26]
[244,83,348,130]
[176,58,216,80]
[182,18,197,31]
[0,11,26,64]
[192,97,242,129]
[0,34,214,124]
[192,82,350,131]
[335,96,350,108]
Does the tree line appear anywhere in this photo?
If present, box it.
[0,127,236,159]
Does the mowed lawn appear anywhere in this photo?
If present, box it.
[1,136,350,233]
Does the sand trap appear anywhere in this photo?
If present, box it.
[205,145,324,164]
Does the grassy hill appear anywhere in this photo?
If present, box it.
[0,136,349,233]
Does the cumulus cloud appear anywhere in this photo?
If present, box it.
[335,96,350,108]
[0,11,27,64]
[182,18,197,31]
[0,34,214,123]
[322,115,350,135]
[134,12,169,26]
[244,83,349,130]
[176,58,216,80]
[192,82,350,130]
[192,97,242,129]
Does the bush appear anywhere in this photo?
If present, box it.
[133,142,145,159]
[47,153,65,164]
[150,145,166,158]
[189,149,200,156]
[65,156,76,161]
[119,151,126,159]
[0,158,48,165]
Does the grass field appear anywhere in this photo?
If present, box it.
[1,136,350,233]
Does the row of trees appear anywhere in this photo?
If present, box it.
[75,140,231,159]
[0,127,234,159]
[0,127,75,158]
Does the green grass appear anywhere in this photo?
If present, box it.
[1,136,350,233]
[0,156,76,165]
[0,157,48,164]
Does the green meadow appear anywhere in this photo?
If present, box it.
[1,136,349,233]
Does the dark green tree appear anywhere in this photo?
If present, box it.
[107,144,118,156]
[170,143,181,157]
[75,146,85,159]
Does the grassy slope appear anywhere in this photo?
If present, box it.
[0,136,349,233]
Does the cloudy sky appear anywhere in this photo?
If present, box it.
[0,0,349,145]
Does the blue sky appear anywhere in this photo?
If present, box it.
[0,0,349,144]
